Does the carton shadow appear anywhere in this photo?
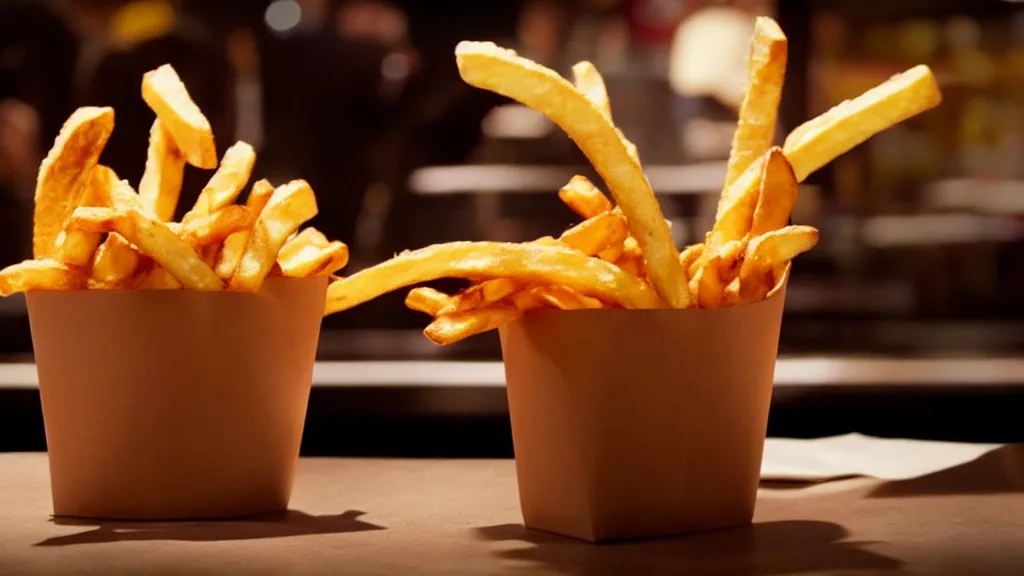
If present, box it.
[868,444,1024,498]
[34,510,384,547]
[477,520,902,576]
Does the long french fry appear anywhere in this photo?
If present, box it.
[138,119,186,222]
[0,259,88,296]
[424,305,521,346]
[456,41,688,308]
[141,64,217,168]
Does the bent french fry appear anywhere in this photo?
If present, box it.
[184,141,256,222]
[214,178,274,280]
[405,287,451,316]
[0,259,88,296]
[180,205,254,247]
[424,305,521,346]
[456,41,688,308]
[572,61,612,121]
[138,119,186,221]
[722,17,787,196]
[33,107,115,259]
[732,225,819,304]
[229,179,318,293]
[324,242,662,315]
[558,175,612,219]
[783,65,941,181]
[141,64,217,168]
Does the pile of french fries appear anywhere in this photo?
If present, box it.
[322,17,942,345]
[0,64,348,296]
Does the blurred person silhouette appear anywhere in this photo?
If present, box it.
[75,0,231,220]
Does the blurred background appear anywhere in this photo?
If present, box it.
[0,0,1021,455]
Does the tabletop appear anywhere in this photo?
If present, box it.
[1,448,1023,575]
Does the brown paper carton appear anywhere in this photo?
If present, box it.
[498,286,786,542]
[26,277,327,520]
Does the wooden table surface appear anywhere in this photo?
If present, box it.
[1,450,1023,575]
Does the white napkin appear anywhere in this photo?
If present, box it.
[761,433,1004,482]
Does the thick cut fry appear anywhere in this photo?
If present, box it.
[721,17,787,199]
[529,284,601,310]
[510,289,546,312]
[324,241,661,315]
[91,233,141,286]
[424,305,521,346]
[65,206,120,233]
[558,208,629,255]
[138,265,182,290]
[732,225,818,304]
[280,240,349,278]
[229,180,319,293]
[54,165,117,268]
[558,175,612,219]
[141,64,217,168]
[405,287,450,316]
[572,61,612,120]
[93,210,222,291]
[0,259,88,296]
[783,65,941,181]
[439,278,521,315]
[138,119,186,221]
[181,205,254,247]
[597,242,624,263]
[456,42,687,308]
[214,178,274,280]
[748,150,799,238]
[183,141,256,222]
[33,107,115,259]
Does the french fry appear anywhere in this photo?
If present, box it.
[423,305,521,346]
[137,265,183,290]
[530,284,602,310]
[783,65,941,181]
[280,239,349,279]
[183,141,256,222]
[456,41,688,308]
[229,180,319,293]
[214,178,274,280]
[33,107,115,259]
[438,278,521,315]
[614,236,644,277]
[730,225,819,305]
[405,287,451,316]
[558,175,612,219]
[0,259,88,296]
[324,241,662,315]
[748,150,799,238]
[679,242,704,280]
[558,208,629,255]
[721,17,787,197]
[572,61,612,121]
[91,176,149,285]
[53,165,117,268]
[141,64,217,168]
[180,205,254,247]
[138,119,186,221]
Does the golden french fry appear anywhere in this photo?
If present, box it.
[141,64,217,168]
[783,65,941,181]
[53,165,118,268]
[183,141,256,223]
[679,242,704,279]
[721,17,787,197]
[65,206,121,234]
[137,265,182,290]
[280,239,349,278]
[613,236,644,276]
[510,289,546,312]
[405,287,451,316]
[91,233,141,286]
[424,305,521,346]
[530,284,603,310]
[324,241,661,315]
[558,208,629,255]
[214,178,274,280]
[597,241,624,263]
[33,107,115,259]
[572,61,612,120]
[180,205,254,247]
[749,149,799,238]
[138,119,186,221]
[558,175,612,219]
[456,41,687,308]
[0,259,88,296]
[439,278,521,315]
[733,225,819,304]
[229,179,319,293]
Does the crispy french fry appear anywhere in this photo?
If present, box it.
[214,178,274,280]
[510,289,546,312]
[65,206,120,234]
[439,278,521,315]
[183,141,256,222]
[597,241,624,263]
[181,205,254,247]
[721,17,787,197]
[529,284,601,310]
[280,239,349,278]
[749,149,799,238]
[614,236,644,276]
[91,233,141,286]
[229,179,319,293]
[783,65,941,181]
[732,225,818,304]
[33,107,115,259]
[137,265,183,290]
[424,305,521,346]
[324,241,661,315]
[572,61,612,120]
[405,287,450,316]
[456,41,688,308]
[679,242,704,280]
[558,175,612,219]
[138,119,186,221]
[54,165,117,268]
[141,64,217,168]
[0,259,88,296]
[558,208,629,255]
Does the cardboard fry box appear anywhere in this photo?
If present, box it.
[26,277,327,520]
[498,286,786,542]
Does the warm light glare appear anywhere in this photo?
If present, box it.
[265,0,302,33]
